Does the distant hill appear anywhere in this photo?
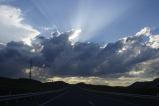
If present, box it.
[76,79,159,96]
[129,78,159,89]
[0,77,41,89]
[0,77,69,96]
[0,77,159,96]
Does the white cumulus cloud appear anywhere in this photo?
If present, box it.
[0,5,40,45]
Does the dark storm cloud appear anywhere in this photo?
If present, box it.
[1,27,159,79]
[0,41,33,77]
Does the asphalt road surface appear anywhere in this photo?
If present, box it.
[1,86,159,106]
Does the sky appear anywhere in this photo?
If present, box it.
[0,0,159,86]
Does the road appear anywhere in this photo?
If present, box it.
[1,86,159,106]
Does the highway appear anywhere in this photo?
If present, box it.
[0,86,159,106]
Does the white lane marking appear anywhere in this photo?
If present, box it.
[39,91,68,106]
[79,87,141,106]
[88,100,95,106]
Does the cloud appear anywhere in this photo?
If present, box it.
[47,76,109,85]
[0,5,40,45]
[0,41,33,77]
[0,27,159,86]
[47,76,154,86]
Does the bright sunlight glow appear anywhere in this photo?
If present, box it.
[69,28,82,41]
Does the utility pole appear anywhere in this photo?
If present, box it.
[29,59,32,80]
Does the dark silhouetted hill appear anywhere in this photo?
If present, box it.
[0,77,159,96]
[0,77,69,95]
[129,78,159,89]
[76,79,159,96]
